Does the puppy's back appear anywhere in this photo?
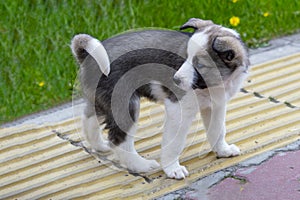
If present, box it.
[102,30,191,63]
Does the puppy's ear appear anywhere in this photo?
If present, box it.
[212,36,238,62]
[180,18,213,31]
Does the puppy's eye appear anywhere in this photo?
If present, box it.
[219,50,235,61]
[225,50,235,61]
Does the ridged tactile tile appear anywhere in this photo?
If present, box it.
[1,54,300,200]
[244,53,300,107]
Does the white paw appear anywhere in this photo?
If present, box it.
[119,154,160,173]
[163,162,189,179]
[93,140,111,153]
[216,144,241,158]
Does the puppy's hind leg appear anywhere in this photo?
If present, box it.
[82,103,111,152]
[112,127,160,173]
[109,95,159,173]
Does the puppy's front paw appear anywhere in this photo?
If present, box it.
[163,162,189,179]
[216,144,240,158]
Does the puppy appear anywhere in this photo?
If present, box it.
[71,18,249,179]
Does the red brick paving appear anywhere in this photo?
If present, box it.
[207,150,300,200]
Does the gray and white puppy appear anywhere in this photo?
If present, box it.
[71,18,249,179]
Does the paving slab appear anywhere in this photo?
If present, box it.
[207,150,300,200]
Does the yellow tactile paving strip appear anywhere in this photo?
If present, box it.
[244,53,300,107]
[1,53,300,200]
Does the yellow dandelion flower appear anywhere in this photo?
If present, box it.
[263,12,270,17]
[229,16,240,26]
[232,0,238,3]
[38,81,45,87]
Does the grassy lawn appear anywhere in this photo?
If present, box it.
[1,0,299,124]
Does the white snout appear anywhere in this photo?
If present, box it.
[174,61,195,91]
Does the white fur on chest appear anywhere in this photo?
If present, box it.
[196,67,248,108]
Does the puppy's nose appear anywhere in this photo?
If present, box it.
[173,76,181,85]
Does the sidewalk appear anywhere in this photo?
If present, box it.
[1,33,300,200]
[207,148,300,200]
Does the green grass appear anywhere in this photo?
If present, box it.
[1,0,299,124]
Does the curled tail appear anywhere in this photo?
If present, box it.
[71,34,110,76]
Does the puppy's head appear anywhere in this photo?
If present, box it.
[174,18,250,90]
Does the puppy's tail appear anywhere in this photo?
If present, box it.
[71,34,110,76]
